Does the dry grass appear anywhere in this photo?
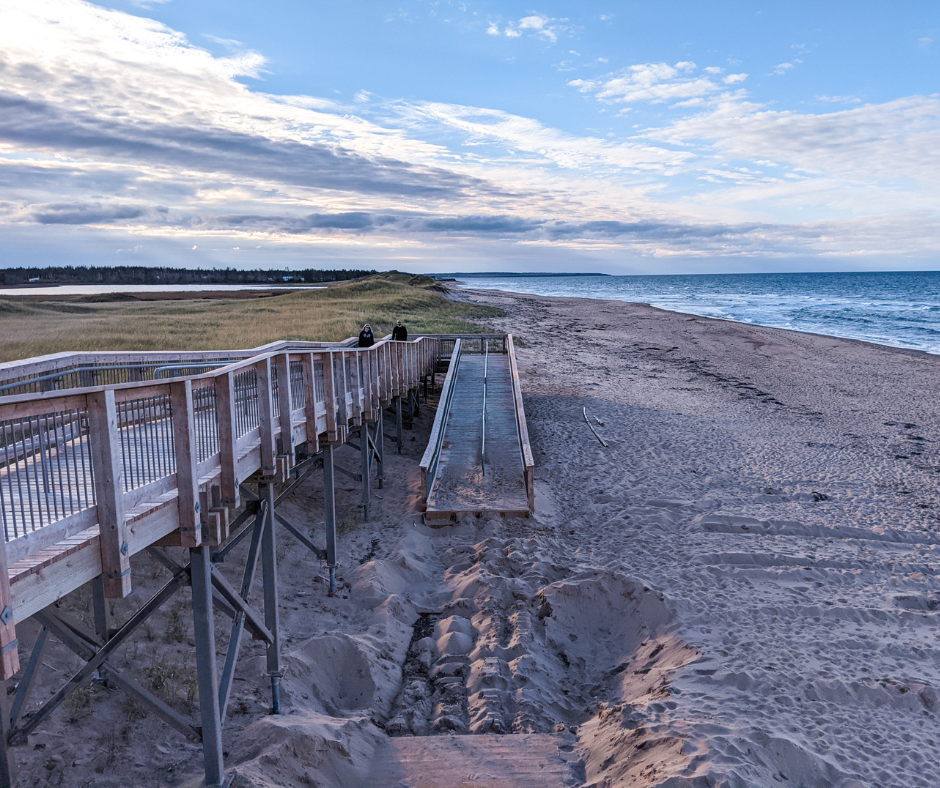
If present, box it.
[0,274,502,362]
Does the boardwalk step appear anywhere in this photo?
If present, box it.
[366,733,581,787]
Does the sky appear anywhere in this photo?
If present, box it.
[0,1,938,275]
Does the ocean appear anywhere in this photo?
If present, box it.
[455,271,940,356]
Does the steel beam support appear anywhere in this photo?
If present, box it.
[275,514,326,560]
[190,545,224,788]
[219,510,265,722]
[323,444,338,593]
[360,425,371,522]
[9,627,48,728]
[259,482,281,715]
[0,682,14,787]
[375,410,385,489]
[91,576,111,642]
[395,396,403,454]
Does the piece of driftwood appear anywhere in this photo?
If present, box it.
[583,407,609,447]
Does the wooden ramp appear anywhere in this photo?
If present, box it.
[366,733,581,787]
[421,337,534,521]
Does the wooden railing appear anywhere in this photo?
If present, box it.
[0,336,441,679]
[419,339,463,504]
[507,334,535,510]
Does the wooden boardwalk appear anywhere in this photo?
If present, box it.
[422,339,533,520]
[0,332,533,786]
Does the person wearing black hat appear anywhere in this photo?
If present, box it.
[392,320,408,341]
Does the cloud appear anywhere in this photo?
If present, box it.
[31,202,145,224]
[518,15,556,42]
[655,96,940,184]
[918,37,933,47]
[489,14,563,43]
[0,0,938,269]
[772,62,796,75]
[569,61,730,105]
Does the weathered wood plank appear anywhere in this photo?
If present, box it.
[170,380,201,547]
[87,390,132,597]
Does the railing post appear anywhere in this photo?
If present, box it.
[215,371,240,509]
[0,537,19,681]
[302,353,319,453]
[256,358,276,477]
[170,380,202,547]
[274,354,294,465]
[322,352,338,443]
[87,390,132,598]
[334,352,348,443]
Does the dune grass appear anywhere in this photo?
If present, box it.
[0,274,502,362]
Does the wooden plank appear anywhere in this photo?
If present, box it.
[302,353,320,453]
[0,393,90,422]
[321,351,339,442]
[169,380,201,547]
[256,358,276,477]
[0,536,19,679]
[334,352,349,430]
[507,334,535,510]
[215,371,240,508]
[87,390,132,598]
[275,354,294,463]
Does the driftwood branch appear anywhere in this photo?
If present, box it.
[582,407,609,447]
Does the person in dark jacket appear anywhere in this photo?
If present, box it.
[392,320,408,341]
[358,324,375,347]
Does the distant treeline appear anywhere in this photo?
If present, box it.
[0,266,376,286]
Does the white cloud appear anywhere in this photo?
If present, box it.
[723,73,748,84]
[599,14,614,21]
[817,95,862,104]
[486,22,499,36]
[704,66,723,75]
[773,62,794,75]
[918,37,933,47]
[518,15,556,42]
[504,27,521,38]
[0,0,938,267]
[569,61,728,105]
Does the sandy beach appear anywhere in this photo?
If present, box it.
[13,288,940,788]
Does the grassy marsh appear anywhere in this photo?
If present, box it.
[0,274,501,361]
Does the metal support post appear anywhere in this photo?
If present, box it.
[360,425,371,522]
[259,482,281,715]
[323,445,338,593]
[0,682,14,788]
[395,396,403,454]
[92,576,111,642]
[190,545,224,788]
[376,409,385,490]
[404,389,414,429]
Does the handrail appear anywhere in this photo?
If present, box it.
[506,334,535,511]
[481,343,488,475]
[419,338,463,504]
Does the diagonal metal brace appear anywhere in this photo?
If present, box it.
[208,565,273,645]
[333,464,361,482]
[274,514,326,560]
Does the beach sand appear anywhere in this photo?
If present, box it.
[12,289,940,787]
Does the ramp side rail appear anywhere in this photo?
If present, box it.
[419,339,462,506]
[506,334,535,510]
